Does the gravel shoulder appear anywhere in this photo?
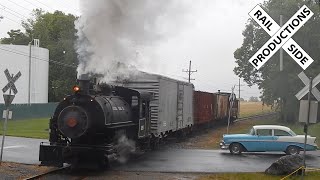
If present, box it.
[0,162,52,180]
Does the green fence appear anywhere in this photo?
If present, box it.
[0,103,58,120]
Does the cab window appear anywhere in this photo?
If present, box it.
[274,129,291,136]
[256,129,272,136]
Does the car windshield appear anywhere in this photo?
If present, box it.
[247,128,255,135]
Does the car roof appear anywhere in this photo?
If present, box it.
[253,125,291,131]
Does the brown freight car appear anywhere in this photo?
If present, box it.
[215,92,229,120]
[193,91,239,127]
[193,91,215,125]
[215,91,239,121]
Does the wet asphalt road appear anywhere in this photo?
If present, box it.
[1,136,45,164]
[112,148,320,173]
[2,136,320,173]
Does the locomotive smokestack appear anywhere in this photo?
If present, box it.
[78,74,90,94]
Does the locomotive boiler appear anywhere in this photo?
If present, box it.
[39,76,152,168]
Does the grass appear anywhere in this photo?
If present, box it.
[198,171,320,180]
[0,118,49,139]
[239,101,273,118]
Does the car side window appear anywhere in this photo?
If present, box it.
[274,129,291,136]
[256,129,272,136]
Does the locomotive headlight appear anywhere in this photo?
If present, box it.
[73,86,80,92]
[67,118,78,128]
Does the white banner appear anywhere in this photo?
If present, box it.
[248,5,314,70]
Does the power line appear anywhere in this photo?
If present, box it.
[0,3,28,19]
[0,5,27,21]
[24,0,43,10]
[6,0,33,12]
[1,15,21,25]
[32,0,55,11]
[0,46,77,68]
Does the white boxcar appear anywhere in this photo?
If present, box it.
[112,72,194,136]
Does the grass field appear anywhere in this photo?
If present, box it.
[0,118,49,139]
[239,101,274,118]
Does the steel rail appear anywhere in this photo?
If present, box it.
[23,165,71,180]
[234,112,278,122]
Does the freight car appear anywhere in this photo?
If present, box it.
[112,72,194,140]
[193,91,214,125]
[193,91,238,127]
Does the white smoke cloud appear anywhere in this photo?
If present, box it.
[75,0,192,82]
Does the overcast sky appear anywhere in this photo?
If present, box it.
[0,0,265,100]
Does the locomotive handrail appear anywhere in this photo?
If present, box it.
[40,141,113,149]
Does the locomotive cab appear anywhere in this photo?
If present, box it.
[39,79,152,168]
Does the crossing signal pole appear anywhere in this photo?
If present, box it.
[183,61,197,83]
[237,78,245,116]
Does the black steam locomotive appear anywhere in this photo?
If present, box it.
[39,77,153,168]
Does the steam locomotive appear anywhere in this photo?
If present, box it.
[39,72,238,168]
[39,76,154,168]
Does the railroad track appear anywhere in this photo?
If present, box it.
[23,165,71,180]
[234,112,278,122]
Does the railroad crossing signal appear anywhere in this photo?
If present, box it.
[229,93,236,102]
[2,69,21,95]
[1,69,21,165]
[295,72,320,101]
[248,5,314,70]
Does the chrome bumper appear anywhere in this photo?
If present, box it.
[220,141,229,150]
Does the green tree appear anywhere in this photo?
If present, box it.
[1,10,78,102]
[234,0,320,122]
[0,29,30,45]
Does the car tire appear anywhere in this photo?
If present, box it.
[286,146,300,155]
[229,143,242,155]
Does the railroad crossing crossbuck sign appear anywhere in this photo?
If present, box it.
[2,69,21,95]
[249,5,314,70]
[295,71,320,101]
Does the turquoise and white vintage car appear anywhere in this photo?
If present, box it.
[220,125,318,155]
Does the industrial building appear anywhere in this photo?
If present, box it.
[0,44,49,104]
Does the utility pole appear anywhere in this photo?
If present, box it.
[239,78,241,100]
[237,78,245,116]
[280,15,283,71]
[183,61,197,83]
[301,76,312,179]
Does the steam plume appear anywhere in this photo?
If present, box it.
[75,0,190,82]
